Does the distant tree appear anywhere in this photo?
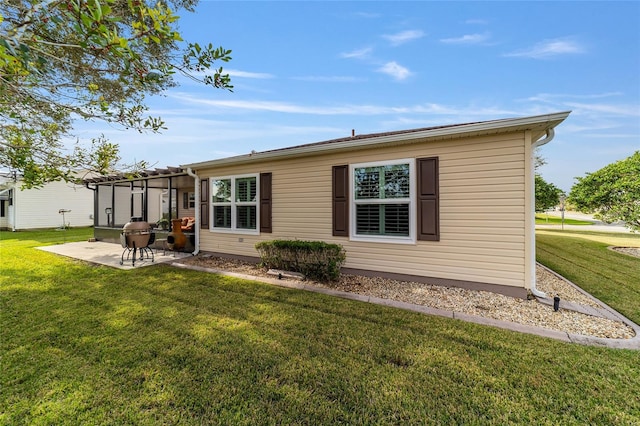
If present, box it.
[534,148,547,171]
[535,174,562,212]
[0,1,232,188]
[568,151,640,231]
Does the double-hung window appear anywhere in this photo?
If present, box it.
[211,174,259,233]
[351,159,415,243]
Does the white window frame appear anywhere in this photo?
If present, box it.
[350,159,416,244]
[210,173,260,235]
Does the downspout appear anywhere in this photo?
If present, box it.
[529,128,555,297]
[0,188,9,231]
[10,185,16,232]
[11,172,17,232]
[85,182,99,230]
[186,167,200,255]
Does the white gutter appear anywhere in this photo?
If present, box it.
[533,128,555,149]
[528,128,556,298]
[9,184,16,232]
[186,167,200,256]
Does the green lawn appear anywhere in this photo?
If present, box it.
[2,228,640,424]
[535,213,594,225]
[536,229,640,324]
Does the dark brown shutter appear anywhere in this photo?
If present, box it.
[199,178,209,229]
[332,165,349,236]
[417,157,439,241]
[260,172,272,233]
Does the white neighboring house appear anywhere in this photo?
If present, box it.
[0,173,94,231]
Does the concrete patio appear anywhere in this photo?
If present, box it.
[38,240,192,270]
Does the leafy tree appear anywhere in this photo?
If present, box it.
[569,151,640,231]
[534,148,546,171]
[1,0,232,188]
[535,174,562,212]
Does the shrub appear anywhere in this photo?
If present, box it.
[255,240,346,282]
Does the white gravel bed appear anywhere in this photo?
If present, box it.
[611,246,640,258]
[535,266,601,308]
[179,255,636,340]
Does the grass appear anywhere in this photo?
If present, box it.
[2,228,640,424]
[535,213,594,225]
[536,229,640,324]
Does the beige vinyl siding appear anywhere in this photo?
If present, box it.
[197,132,527,288]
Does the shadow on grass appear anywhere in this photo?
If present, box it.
[536,230,640,324]
[2,231,640,424]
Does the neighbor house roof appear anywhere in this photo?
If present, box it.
[182,111,571,170]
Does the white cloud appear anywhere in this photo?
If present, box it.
[168,93,527,119]
[382,30,425,46]
[524,92,623,103]
[440,33,490,45]
[340,47,373,59]
[564,102,640,117]
[377,61,412,81]
[225,69,275,79]
[465,19,489,25]
[504,38,586,59]
[518,92,639,117]
[167,93,490,116]
[169,95,376,115]
[292,75,363,83]
[581,134,640,140]
[354,12,380,19]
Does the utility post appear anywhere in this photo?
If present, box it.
[559,194,566,231]
[59,209,71,242]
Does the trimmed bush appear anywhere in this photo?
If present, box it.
[255,240,346,282]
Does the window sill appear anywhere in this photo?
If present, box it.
[210,228,259,236]
[350,235,416,245]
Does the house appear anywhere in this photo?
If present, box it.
[0,173,94,231]
[83,167,197,248]
[185,111,570,298]
[85,111,570,298]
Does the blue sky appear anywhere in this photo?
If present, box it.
[77,1,639,192]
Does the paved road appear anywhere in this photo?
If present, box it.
[536,211,635,234]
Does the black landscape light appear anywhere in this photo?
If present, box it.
[554,296,561,312]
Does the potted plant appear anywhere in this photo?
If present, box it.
[157,218,170,230]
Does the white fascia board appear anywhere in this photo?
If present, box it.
[183,111,571,170]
